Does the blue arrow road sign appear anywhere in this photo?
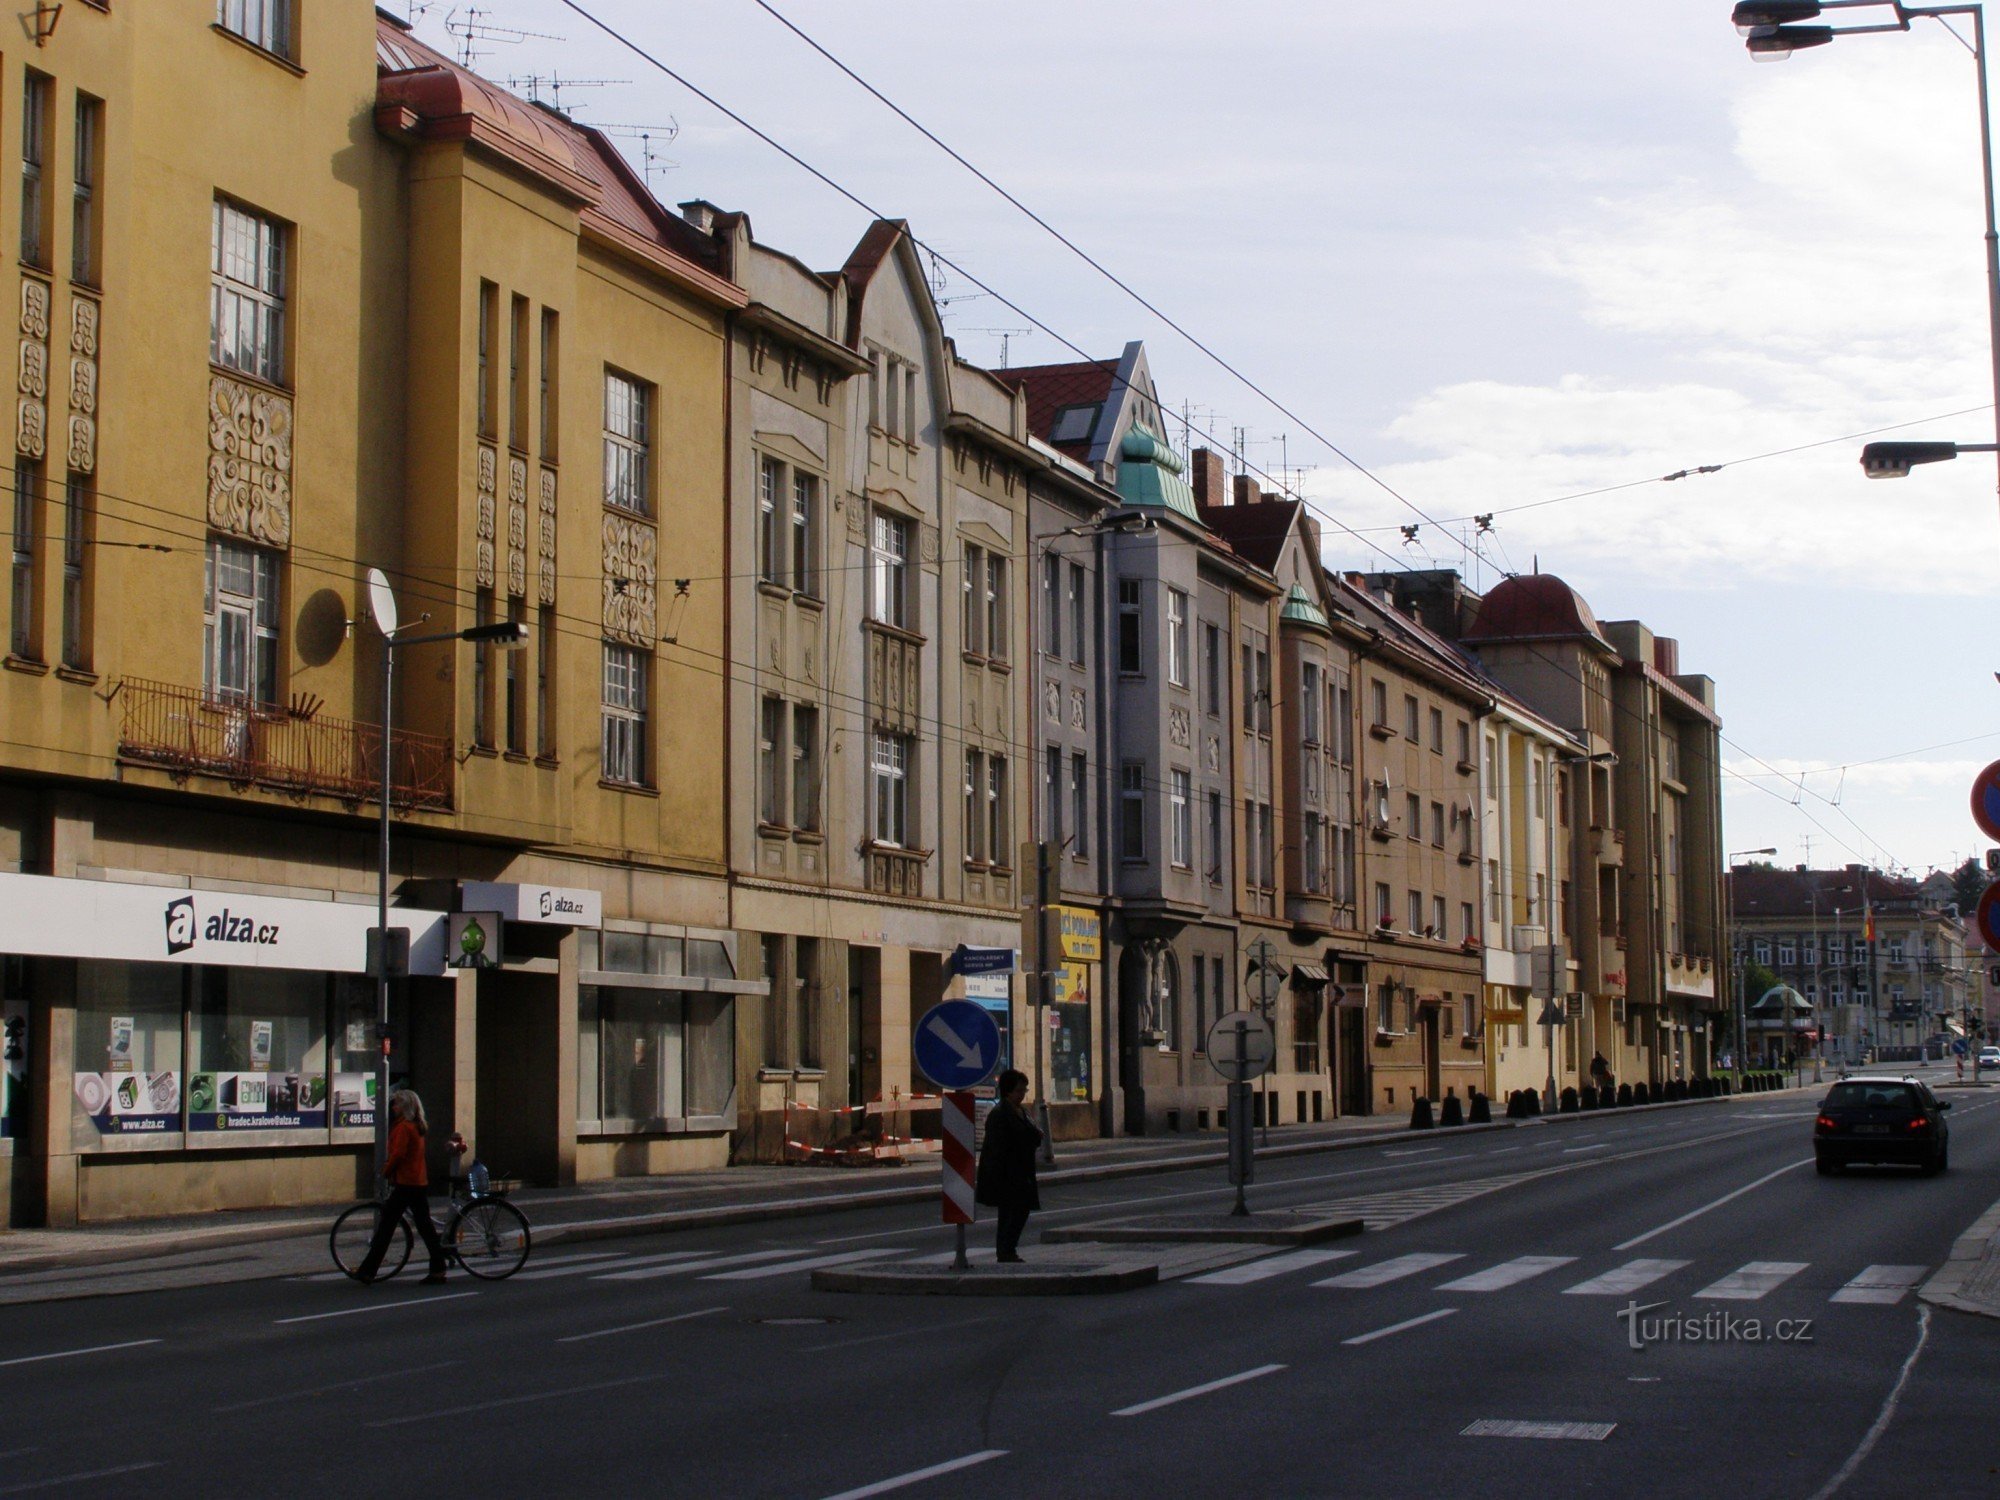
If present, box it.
[948,945,1016,978]
[913,999,1002,1090]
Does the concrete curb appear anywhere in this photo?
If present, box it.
[1919,1193,2000,1321]
[0,1085,1813,1275]
[811,1262,1159,1296]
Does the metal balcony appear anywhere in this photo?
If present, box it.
[114,677,452,810]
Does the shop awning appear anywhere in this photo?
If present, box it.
[1946,1017,1968,1037]
[1291,963,1329,985]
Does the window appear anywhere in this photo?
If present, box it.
[509,294,528,450]
[986,757,1008,868]
[790,472,818,593]
[218,0,292,56]
[504,598,526,753]
[1194,954,1207,1048]
[71,94,102,286]
[1461,901,1476,942]
[1155,953,1178,1050]
[1405,793,1421,840]
[1370,678,1388,728]
[579,984,735,1125]
[961,544,984,655]
[603,371,650,515]
[1207,789,1223,883]
[20,73,47,269]
[1043,553,1061,656]
[758,457,784,585]
[1484,734,1498,787]
[210,199,286,385]
[1778,940,1796,967]
[791,704,819,832]
[761,934,785,1068]
[1486,859,1501,921]
[1429,707,1444,752]
[472,587,494,746]
[1256,648,1272,734]
[1211,955,1225,1031]
[1377,982,1395,1033]
[985,553,1007,662]
[536,605,556,759]
[1433,895,1447,939]
[1243,643,1257,730]
[59,471,90,669]
[1408,889,1424,934]
[963,750,984,863]
[1071,752,1089,859]
[601,643,649,786]
[1167,588,1188,686]
[1375,882,1393,925]
[539,308,559,459]
[202,536,279,705]
[795,936,820,1070]
[759,696,785,826]
[476,282,495,438]
[1045,745,1062,848]
[10,461,39,661]
[1305,817,1324,893]
[1753,939,1771,964]
[1203,622,1221,716]
[1068,562,1086,665]
[1258,803,1275,888]
[1403,694,1419,741]
[1456,719,1472,767]
[1430,801,1445,847]
[872,733,910,847]
[1302,664,1321,743]
[870,512,909,628]
[1117,579,1142,674]
[1170,770,1191,868]
[1120,762,1145,860]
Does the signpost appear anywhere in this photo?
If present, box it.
[940,1090,976,1270]
[916,1002,1001,1273]
[1243,937,1284,1146]
[1205,1008,1275,1216]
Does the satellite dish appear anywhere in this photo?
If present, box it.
[366,568,398,637]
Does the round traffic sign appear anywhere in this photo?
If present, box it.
[913,999,1002,1090]
[1205,1008,1275,1083]
[1972,760,2000,843]
[1979,882,2000,952]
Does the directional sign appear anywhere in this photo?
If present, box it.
[1973,761,2000,843]
[948,945,1015,979]
[1979,883,2000,952]
[913,999,1002,1090]
[1205,1009,1275,1083]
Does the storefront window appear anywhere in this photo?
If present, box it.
[579,983,737,1128]
[72,962,184,1136]
[330,975,376,1130]
[2,956,27,1139]
[685,994,735,1116]
[189,967,328,1130]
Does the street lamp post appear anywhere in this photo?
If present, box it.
[1732,2,2000,515]
[364,569,527,1188]
[1724,847,1778,1077]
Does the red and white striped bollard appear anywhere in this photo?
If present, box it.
[941,1089,975,1269]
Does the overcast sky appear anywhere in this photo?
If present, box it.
[404,0,2000,879]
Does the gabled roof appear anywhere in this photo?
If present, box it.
[997,359,1119,461]
[1196,498,1301,572]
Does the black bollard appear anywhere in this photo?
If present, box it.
[1559,1087,1580,1114]
[1525,1088,1542,1117]
[1440,1090,1464,1127]
[1580,1084,1599,1110]
[1410,1095,1436,1130]
[1617,1082,1633,1107]
[1634,1082,1651,1105]
[1469,1090,1492,1125]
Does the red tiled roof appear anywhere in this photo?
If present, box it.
[1463,572,1607,646]
[997,359,1118,458]
[1730,866,1922,918]
[1196,499,1300,572]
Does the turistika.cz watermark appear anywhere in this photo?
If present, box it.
[1618,1300,1814,1350]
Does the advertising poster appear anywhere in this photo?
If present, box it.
[332,1071,376,1129]
[107,1015,133,1070]
[188,1071,327,1131]
[75,1069,179,1134]
[447,911,502,969]
[249,1021,273,1070]
[1,1001,24,1139]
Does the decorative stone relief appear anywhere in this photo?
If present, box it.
[601,511,657,645]
[67,295,97,473]
[802,642,817,684]
[1044,679,1061,723]
[537,466,557,605]
[1168,706,1191,749]
[1204,734,1222,773]
[506,455,528,598]
[919,521,940,566]
[474,444,497,588]
[17,279,47,460]
[1070,689,1086,731]
[207,372,293,547]
[844,496,866,542]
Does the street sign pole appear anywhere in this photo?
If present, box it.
[1035,841,1058,1167]
[1206,1008,1274,1218]
[1245,936,1280,1148]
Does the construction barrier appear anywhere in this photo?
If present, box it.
[941,1090,975,1225]
[782,1088,945,1166]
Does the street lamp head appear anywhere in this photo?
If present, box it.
[1733,0,1821,32]
[1860,440,1959,478]
[460,621,531,648]
[1745,24,1836,57]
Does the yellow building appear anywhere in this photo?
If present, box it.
[0,6,750,1224]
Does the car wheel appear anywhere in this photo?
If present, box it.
[1815,1154,1838,1177]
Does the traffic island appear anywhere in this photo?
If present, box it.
[812,1259,1160,1296]
[1039,1212,1363,1247]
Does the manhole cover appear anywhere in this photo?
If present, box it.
[752,1316,841,1327]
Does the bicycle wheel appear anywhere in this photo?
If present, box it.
[330,1201,412,1282]
[449,1198,531,1279]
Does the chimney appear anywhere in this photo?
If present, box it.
[677,200,719,235]
[1190,448,1228,507]
[1232,473,1261,506]
[1653,637,1680,676]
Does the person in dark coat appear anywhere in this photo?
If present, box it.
[976,1068,1042,1263]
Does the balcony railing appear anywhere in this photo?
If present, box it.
[115,677,452,810]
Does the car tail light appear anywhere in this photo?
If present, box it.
[1908,1117,1931,1131]
[1815,1115,1838,1133]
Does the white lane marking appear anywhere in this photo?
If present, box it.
[512,1250,709,1282]
[1831,1265,1929,1305]
[1314,1252,1464,1289]
[1694,1262,1810,1301]
[1805,1305,1931,1500]
[701,1248,906,1281]
[819,1450,1009,1500]
[1341,1308,1459,1345]
[0,1339,161,1369]
[1564,1259,1692,1297]
[0,1462,163,1494]
[1563,1144,1610,1154]
[1483,1147,1524,1156]
[1111,1363,1287,1417]
[1463,1419,1615,1441]
[1186,1248,1358,1285]
[1384,1147,1442,1157]
[211,1360,460,1413]
[596,1249,800,1282]
[274,1291,478,1324]
[1614,1160,1812,1250]
[556,1306,730,1343]
[371,1372,668,1428]
[1436,1256,1577,1293]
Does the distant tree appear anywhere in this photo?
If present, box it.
[1952,857,1986,916]
[1743,961,1781,1002]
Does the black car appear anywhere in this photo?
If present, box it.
[1814,1076,1951,1175]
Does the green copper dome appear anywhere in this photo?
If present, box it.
[1280,583,1329,627]
[1115,423,1200,523]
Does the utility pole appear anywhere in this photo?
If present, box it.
[1033,839,1058,1166]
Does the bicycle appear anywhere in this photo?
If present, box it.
[329,1154,531,1282]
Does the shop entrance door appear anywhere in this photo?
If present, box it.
[1339,1006,1367,1116]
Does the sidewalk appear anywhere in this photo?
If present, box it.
[0,1083,1810,1290]
[1921,1193,2000,1322]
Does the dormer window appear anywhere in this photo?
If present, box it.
[1050,405,1097,445]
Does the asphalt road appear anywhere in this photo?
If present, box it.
[4,1071,1997,1499]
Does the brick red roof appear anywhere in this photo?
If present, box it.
[1195,500,1301,572]
[1463,572,1607,646]
[1730,865,1923,918]
[996,359,1118,459]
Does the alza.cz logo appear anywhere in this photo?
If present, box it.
[164,897,281,956]
[537,890,587,919]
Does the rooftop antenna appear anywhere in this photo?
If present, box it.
[506,72,629,112]
[588,120,683,190]
[961,328,1033,368]
[442,7,562,69]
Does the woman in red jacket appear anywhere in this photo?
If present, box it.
[355,1088,449,1284]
